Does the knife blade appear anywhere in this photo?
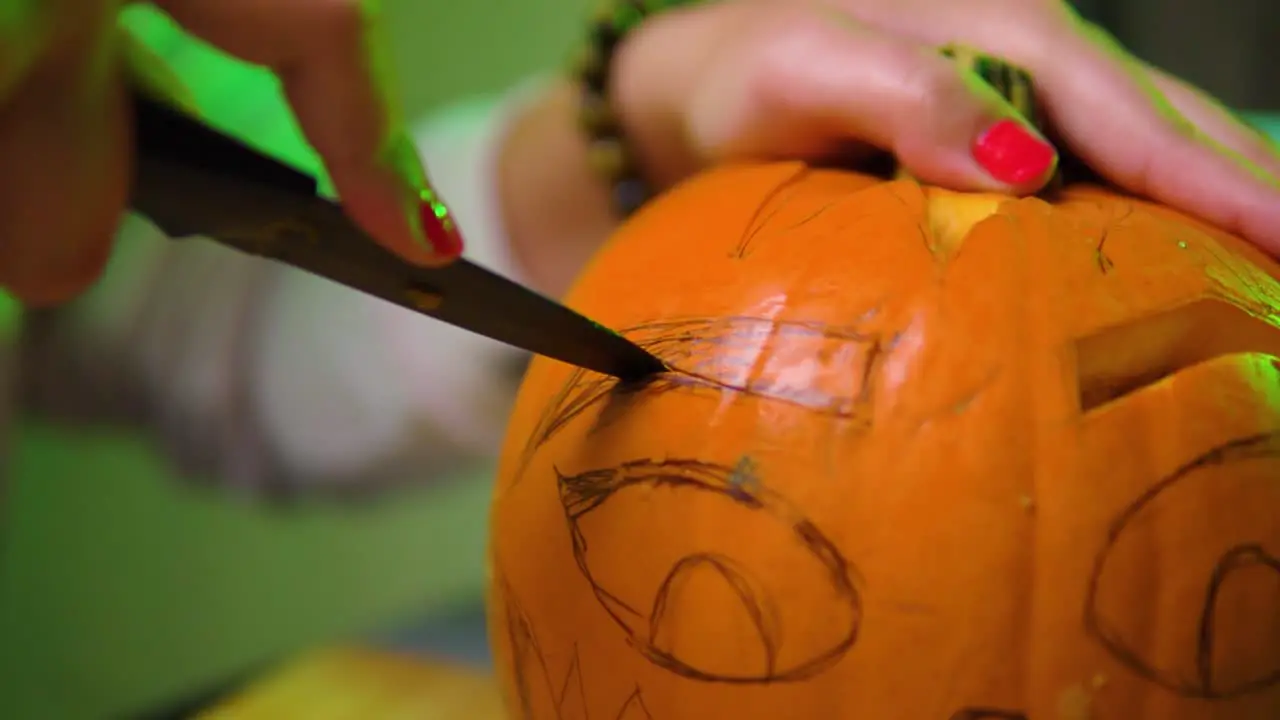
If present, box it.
[127,87,667,382]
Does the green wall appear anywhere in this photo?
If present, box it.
[0,426,494,717]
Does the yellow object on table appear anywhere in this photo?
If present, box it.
[200,647,506,719]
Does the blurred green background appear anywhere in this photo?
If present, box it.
[0,2,1276,719]
[0,2,591,718]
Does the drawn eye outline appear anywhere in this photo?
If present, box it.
[1083,430,1280,700]
[556,457,863,684]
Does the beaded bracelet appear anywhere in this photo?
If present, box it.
[574,0,697,218]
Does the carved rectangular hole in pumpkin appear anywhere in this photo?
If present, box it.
[1074,298,1280,413]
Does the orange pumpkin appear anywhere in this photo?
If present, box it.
[486,159,1280,719]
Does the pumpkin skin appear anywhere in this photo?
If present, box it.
[486,162,1280,720]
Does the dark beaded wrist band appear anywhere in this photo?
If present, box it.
[574,0,696,218]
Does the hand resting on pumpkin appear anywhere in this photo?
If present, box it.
[503,0,1280,299]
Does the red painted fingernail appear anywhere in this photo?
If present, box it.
[418,187,465,258]
[972,119,1058,186]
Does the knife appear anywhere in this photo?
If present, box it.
[127,86,666,382]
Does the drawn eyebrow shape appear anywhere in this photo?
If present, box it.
[513,316,886,482]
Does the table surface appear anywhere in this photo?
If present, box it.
[138,604,495,719]
[194,646,506,719]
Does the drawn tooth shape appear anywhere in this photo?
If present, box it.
[560,458,861,683]
[556,651,588,720]
[494,575,561,719]
[614,687,654,720]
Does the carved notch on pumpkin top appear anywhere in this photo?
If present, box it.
[1074,298,1280,413]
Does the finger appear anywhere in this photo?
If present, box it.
[0,3,130,306]
[1141,62,1280,178]
[153,0,462,264]
[0,0,59,101]
[119,23,199,116]
[1030,27,1280,255]
[676,5,1059,194]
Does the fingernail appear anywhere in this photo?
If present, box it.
[972,119,1058,186]
[418,186,465,258]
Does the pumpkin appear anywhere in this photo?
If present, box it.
[486,156,1280,720]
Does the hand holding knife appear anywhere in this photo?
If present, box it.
[127,86,666,382]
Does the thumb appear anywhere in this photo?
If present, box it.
[685,9,1059,194]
